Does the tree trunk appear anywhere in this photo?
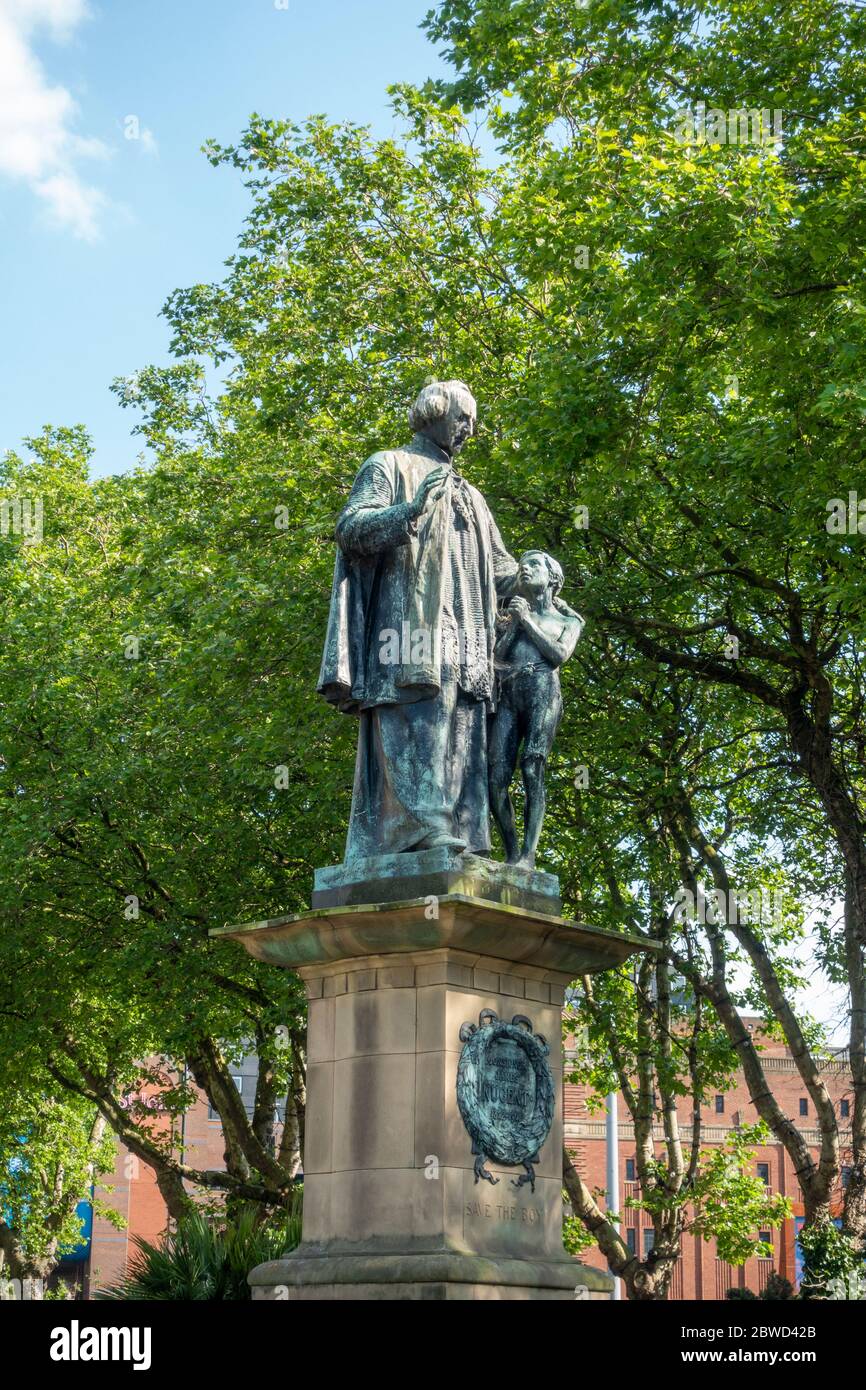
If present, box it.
[843,876,866,1240]
[562,1146,676,1300]
[0,1230,57,1298]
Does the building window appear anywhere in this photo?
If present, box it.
[209,1076,243,1120]
[757,1162,770,1186]
[715,1095,725,1114]
[643,1229,655,1256]
[758,1231,772,1259]
[842,1166,853,1190]
[841,1099,850,1119]
[626,1228,637,1254]
[625,1158,636,1182]
[799,1097,808,1116]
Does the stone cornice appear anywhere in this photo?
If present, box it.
[564,1120,853,1147]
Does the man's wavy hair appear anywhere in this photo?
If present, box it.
[409,380,477,434]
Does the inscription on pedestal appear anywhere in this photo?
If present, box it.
[456,1010,555,1192]
[465,1199,543,1224]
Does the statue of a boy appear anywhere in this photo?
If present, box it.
[488,551,583,869]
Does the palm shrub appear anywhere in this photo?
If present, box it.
[97,1196,302,1301]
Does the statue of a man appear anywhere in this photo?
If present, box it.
[318,381,518,862]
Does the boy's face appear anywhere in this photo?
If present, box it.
[517,552,550,598]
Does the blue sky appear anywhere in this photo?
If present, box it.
[0,0,445,477]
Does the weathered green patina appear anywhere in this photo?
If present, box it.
[457,1010,555,1193]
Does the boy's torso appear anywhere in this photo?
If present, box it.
[498,609,567,671]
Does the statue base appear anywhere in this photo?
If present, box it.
[215,892,652,1301]
[249,1249,611,1301]
[311,848,561,916]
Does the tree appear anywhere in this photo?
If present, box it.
[563,958,790,1300]
[0,1085,117,1296]
[553,644,857,1265]
[0,430,310,1218]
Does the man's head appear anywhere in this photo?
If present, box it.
[516,550,564,604]
[409,380,477,457]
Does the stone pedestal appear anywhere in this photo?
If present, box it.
[215,873,652,1301]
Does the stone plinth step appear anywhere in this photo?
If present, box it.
[312,849,562,915]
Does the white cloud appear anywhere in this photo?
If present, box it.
[0,0,108,240]
[34,169,106,239]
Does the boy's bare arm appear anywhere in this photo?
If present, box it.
[555,612,583,664]
[509,599,581,667]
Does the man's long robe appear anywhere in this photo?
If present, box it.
[317,433,517,861]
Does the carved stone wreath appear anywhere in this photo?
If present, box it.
[456,1010,555,1192]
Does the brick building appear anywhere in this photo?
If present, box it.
[76,1022,853,1298]
[81,1053,262,1294]
[566,1017,854,1298]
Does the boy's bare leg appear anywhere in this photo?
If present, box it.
[490,785,519,863]
[488,703,520,862]
[517,754,547,869]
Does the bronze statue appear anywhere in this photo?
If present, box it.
[318,383,582,871]
[318,381,518,861]
[488,551,583,869]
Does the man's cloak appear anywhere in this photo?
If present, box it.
[317,433,517,714]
